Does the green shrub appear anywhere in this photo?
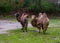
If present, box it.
[0,3,15,13]
[22,0,41,13]
[23,0,57,13]
[56,5,60,13]
[0,0,59,15]
[0,0,16,14]
[40,0,56,13]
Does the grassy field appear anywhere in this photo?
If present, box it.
[49,18,60,27]
[0,27,60,43]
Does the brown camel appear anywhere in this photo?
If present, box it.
[31,13,49,34]
[15,12,28,32]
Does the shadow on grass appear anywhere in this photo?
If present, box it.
[8,28,50,36]
[9,27,60,36]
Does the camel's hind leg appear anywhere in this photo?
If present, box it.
[21,23,25,32]
[37,24,41,33]
[24,20,28,32]
[22,25,25,32]
[42,25,48,34]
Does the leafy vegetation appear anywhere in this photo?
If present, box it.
[40,0,56,13]
[0,0,16,14]
[0,0,59,15]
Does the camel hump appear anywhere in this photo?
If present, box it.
[39,13,42,16]
[42,13,47,17]
[31,15,36,20]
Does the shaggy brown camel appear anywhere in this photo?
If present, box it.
[15,12,28,32]
[31,13,49,34]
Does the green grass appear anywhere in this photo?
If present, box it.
[49,18,60,27]
[0,27,60,43]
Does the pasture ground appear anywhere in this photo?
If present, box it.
[0,27,60,43]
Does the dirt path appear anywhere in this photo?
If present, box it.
[0,20,32,34]
[0,20,60,34]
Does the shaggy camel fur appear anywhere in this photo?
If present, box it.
[31,13,49,34]
[16,12,28,32]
